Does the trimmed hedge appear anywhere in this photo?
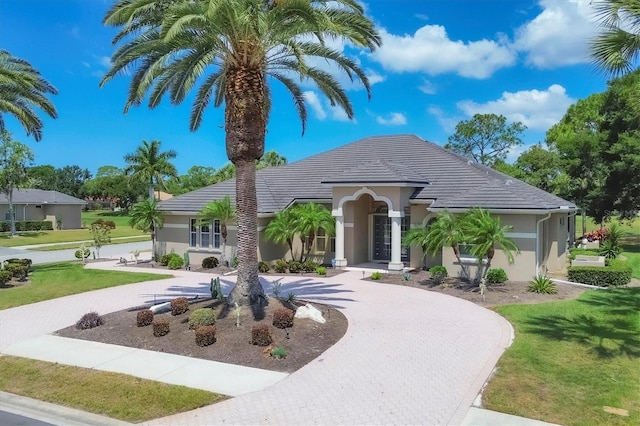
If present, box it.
[567,259,632,287]
[0,220,53,232]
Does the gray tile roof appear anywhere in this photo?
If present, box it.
[0,189,87,205]
[158,134,576,214]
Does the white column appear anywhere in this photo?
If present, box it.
[332,211,347,268]
[388,211,404,271]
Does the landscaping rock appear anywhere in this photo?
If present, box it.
[294,303,326,324]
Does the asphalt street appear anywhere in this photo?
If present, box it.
[0,241,151,265]
[0,410,53,425]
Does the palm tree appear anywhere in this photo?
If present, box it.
[129,199,164,260]
[423,210,471,281]
[265,208,297,260]
[293,202,335,262]
[101,0,380,306]
[258,151,287,169]
[124,140,179,202]
[198,195,236,266]
[591,0,640,75]
[463,208,519,279]
[402,225,430,268]
[0,50,58,141]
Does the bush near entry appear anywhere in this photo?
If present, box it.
[567,259,632,287]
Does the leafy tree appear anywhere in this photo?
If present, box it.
[90,221,111,259]
[0,130,34,236]
[81,166,145,210]
[198,196,236,266]
[264,208,297,260]
[101,0,380,306]
[0,50,58,141]
[421,210,471,281]
[212,164,237,184]
[494,145,568,195]
[292,202,335,262]
[54,165,92,198]
[166,165,217,195]
[128,199,164,258]
[445,114,526,166]
[124,140,179,202]
[258,151,287,169]
[462,208,519,280]
[26,164,56,190]
[590,0,640,75]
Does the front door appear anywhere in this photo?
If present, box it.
[373,214,410,262]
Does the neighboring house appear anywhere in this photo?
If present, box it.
[0,189,87,229]
[157,135,577,280]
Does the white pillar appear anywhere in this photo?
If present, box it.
[389,212,404,271]
[332,211,347,268]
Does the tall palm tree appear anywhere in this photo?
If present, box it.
[265,208,297,260]
[591,0,640,75]
[293,202,335,262]
[128,199,164,260]
[402,225,430,268]
[101,0,380,306]
[198,195,236,266]
[0,50,58,141]
[124,140,179,202]
[423,210,471,281]
[463,208,519,280]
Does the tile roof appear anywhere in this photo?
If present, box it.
[158,134,576,214]
[0,189,87,205]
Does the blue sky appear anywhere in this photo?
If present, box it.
[1,0,609,176]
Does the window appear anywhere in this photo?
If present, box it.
[189,219,198,247]
[201,223,211,248]
[459,244,475,258]
[213,220,221,248]
[189,218,221,249]
[316,228,327,252]
[4,211,15,221]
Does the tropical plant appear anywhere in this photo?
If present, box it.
[463,208,519,280]
[258,151,287,169]
[402,225,431,263]
[599,239,622,259]
[590,0,640,75]
[101,0,380,307]
[423,211,471,281]
[0,50,58,141]
[292,202,335,262]
[0,130,34,236]
[528,275,558,294]
[123,140,178,201]
[370,271,382,280]
[265,208,297,260]
[128,199,164,259]
[429,265,448,286]
[198,196,236,266]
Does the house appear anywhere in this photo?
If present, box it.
[0,189,87,229]
[157,134,577,281]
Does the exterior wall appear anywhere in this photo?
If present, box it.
[408,205,442,270]
[544,212,570,274]
[44,205,83,229]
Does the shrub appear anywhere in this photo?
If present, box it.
[528,275,557,294]
[316,266,327,276]
[273,259,288,273]
[287,292,297,303]
[91,219,116,230]
[159,252,181,266]
[301,260,318,273]
[75,312,104,330]
[195,325,217,347]
[486,268,508,284]
[4,258,32,267]
[568,259,632,287]
[272,307,294,329]
[402,271,411,281]
[599,239,622,259]
[136,310,154,327]
[0,220,53,231]
[188,308,216,330]
[167,256,185,270]
[0,270,10,285]
[170,297,189,316]
[153,318,170,337]
[429,266,448,285]
[250,324,273,346]
[202,256,219,269]
[270,346,287,359]
[4,263,28,280]
[258,261,271,273]
[288,261,302,273]
[74,248,91,259]
[370,271,382,280]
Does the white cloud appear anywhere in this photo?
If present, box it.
[514,0,597,68]
[418,79,437,95]
[376,112,407,126]
[303,91,327,120]
[456,84,576,131]
[331,105,352,122]
[370,26,516,79]
[99,56,112,68]
[427,106,460,134]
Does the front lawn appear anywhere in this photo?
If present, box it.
[0,227,145,247]
[0,262,172,310]
[0,356,224,423]
[484,287,640,425]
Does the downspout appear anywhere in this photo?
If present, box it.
[535,213,552,277]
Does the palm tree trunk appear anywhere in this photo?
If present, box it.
[452,244,471,281]
[148,184,154,202]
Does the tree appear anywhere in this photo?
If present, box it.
[258,151,287,169]
[81,166,145,210]
[54,165,92,198]
[292,202,335,262]
[129,199,164,259]
[264,208,297,260]
[590,0,640,75]
[0,130,34,236]
[422,210,471,281]
[90,221,111,259]
[494,145,568,195]
[445,114,526,166]
[124,140,179,201]
[166,165,217,195]
[101,0,380,306]
[463,208,519,279]
[402,225,431,268]
[198,196,236,266]
[26,164,56,190]
[0,50,58,141]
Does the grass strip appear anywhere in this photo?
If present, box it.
[27,235,150,251]
[0,356,225,423]
[483,287,640,426]
[0,262,172,310]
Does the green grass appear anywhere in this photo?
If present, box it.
[576,216,640,237]
[0,262,172,310]
[28,235,151,251]
[484,287,640,426]
[81,210,134,229]
[0,356,224,423]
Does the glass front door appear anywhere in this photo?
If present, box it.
[373,215,410,262]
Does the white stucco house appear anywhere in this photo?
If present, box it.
[157,134,577,281]
[0,189,87,230]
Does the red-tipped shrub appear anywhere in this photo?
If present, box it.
[153,318,170,337]
[195,325,217,347]
[250,324,273,346]
[272,307,294,329]
[171,297,189,316]
[136,310,154,327]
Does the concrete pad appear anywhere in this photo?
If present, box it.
[2,336,137,368]
[461,407,560,425]
[94,349,195,381]
[158,358,289,397]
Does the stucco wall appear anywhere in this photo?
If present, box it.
[44,205,83,229]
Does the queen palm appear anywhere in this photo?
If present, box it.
[101,0,380,306]
[198,195,236,266]
[124,140,179,202]
[265,208,297,260]
[591,0,640,75]
[293,202,335,262]
[0,50,57,141]
[128,199,164,260]
[423,210,471,281]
